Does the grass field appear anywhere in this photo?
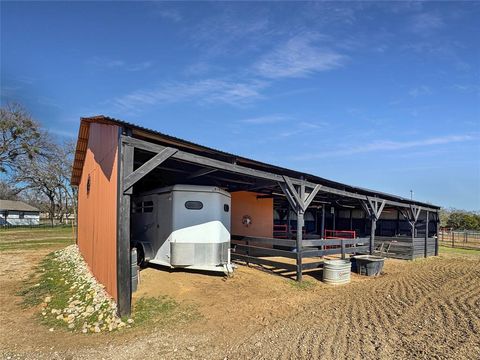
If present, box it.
[0,227,75,251]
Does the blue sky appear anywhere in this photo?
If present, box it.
[1,1,479,210]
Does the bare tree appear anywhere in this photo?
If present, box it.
[13,138,77,225]
[0,180,21,200]
[0,103,48,173]
[1,103,78,226]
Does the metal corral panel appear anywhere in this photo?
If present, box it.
[77,123,119,300]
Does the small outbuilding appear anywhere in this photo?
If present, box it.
[0,199,40,226]
[71,116,441,316]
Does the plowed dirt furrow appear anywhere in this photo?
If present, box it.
[223,256,480,360]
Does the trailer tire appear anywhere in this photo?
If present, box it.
[134,243,148,269]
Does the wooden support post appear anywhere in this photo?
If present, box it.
[349,209,353,231]
[332,206,336,231]
[286,208,290,237]
[341,239,346,259]
[296,210,304,281]
[424,210,429,258]
[296,182,305,282]
[363,198,384,255]
[435,211,440,256]
[117,140,133,317]
[396,209,400,236]
[370,217,376,255]
[321,205,325,239]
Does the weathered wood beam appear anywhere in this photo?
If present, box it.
[123,147,177,192]
[117,141,133,317]
[121,135,440,212]
[283,176,305,211]
[296,181,305,282]
[231,254,297,272]
[186,168,217,179]
[278,182,298,211]
[377,200,386,219]
[304,184,322,209]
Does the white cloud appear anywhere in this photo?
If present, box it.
[254,34,346,79]
[156,9,182,23]
[192,11,270,57]
[291,134,477,160]
[109,78,268,113]
[409,12,444,34]
[452,84,480,94]
[239,114,288,125]
[87,57,153,72]
[409,85,432,97]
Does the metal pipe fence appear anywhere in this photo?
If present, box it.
[439,230,480,250]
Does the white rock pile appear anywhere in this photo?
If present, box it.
[41,245,133,333]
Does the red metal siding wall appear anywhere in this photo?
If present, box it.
[77,123,119,300]
[231,191,274,238]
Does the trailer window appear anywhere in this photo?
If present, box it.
[185,201,203,210]
[133,201,153,213]
[143,201,153,213]
[224,204,229,212]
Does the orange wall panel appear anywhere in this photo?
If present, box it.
[231,191,273,238]
[77,123,119,300]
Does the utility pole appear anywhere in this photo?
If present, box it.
[410,190,414,200]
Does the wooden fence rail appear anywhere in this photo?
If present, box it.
[231,234,370,279]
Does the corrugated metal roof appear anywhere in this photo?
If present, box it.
[70,115,441,209]
[0,200,40,212]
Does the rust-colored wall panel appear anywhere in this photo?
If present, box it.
[77,123,119,300]
[231,191,273,238]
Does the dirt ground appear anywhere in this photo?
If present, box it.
[1,229,479,360]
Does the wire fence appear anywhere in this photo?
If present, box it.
[439,230,480,250]
[0,220,75,230]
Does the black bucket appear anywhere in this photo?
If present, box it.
[352,255,385,276]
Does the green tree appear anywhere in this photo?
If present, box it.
[445,210,480,231]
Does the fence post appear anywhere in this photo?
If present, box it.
[341,239,346,259]
[452,232,455,248]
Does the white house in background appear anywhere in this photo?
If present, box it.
[0,199,40,226]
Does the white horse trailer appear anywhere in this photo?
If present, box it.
[132,185,232,274]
